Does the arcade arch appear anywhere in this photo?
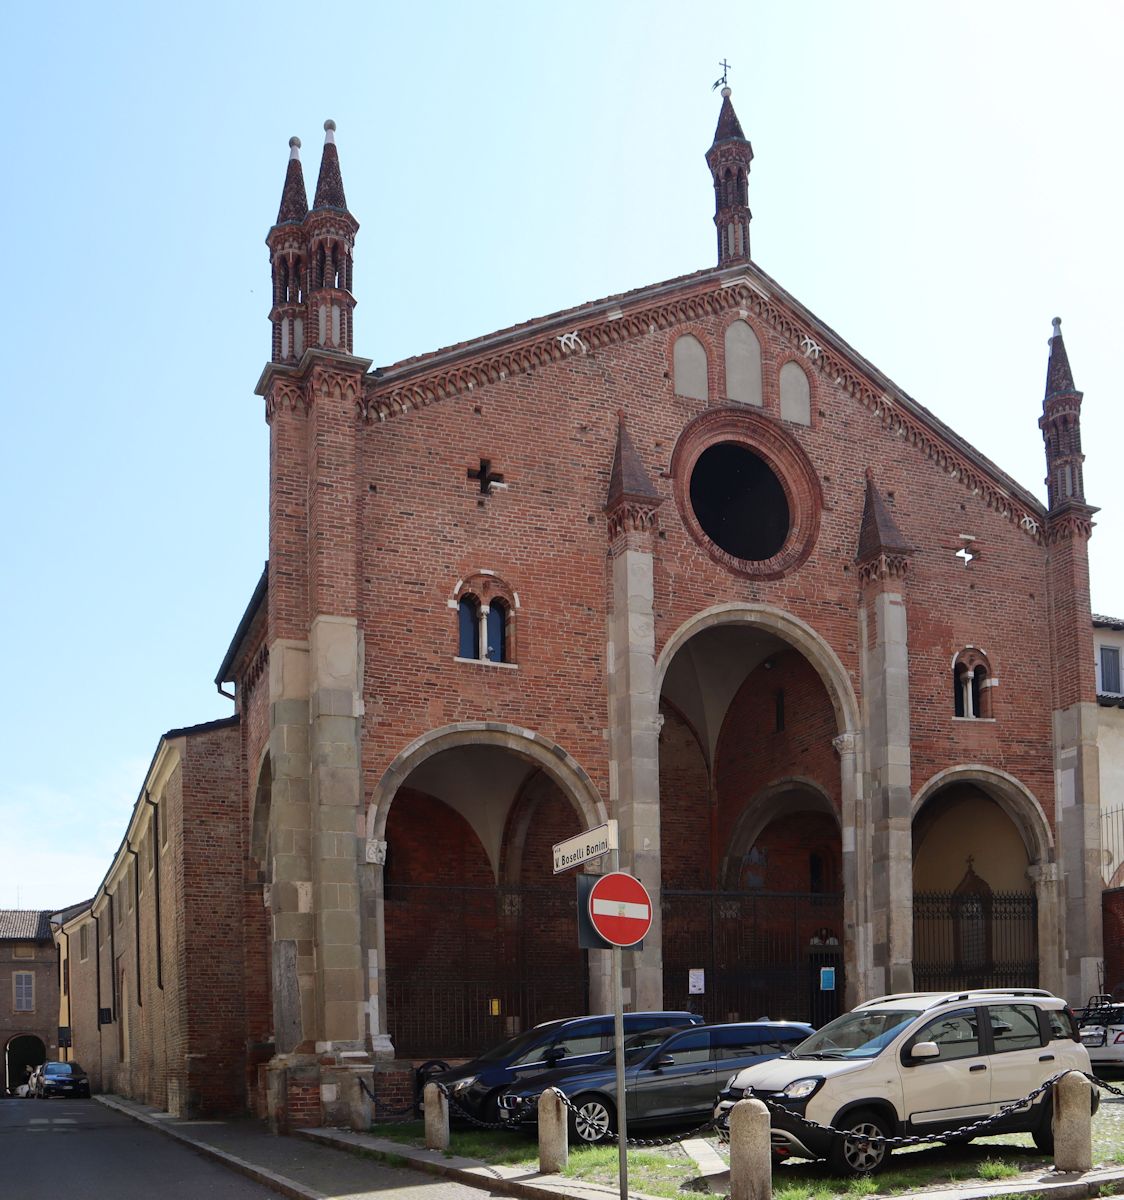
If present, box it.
[365,724,605,1059]
[657,605,855,1024]
[5,1034,45,1095]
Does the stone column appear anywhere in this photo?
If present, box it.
[1028,862,1064,997]
[860,585,914,996]
[603,416,664,1010]
[267,640,315,1053]
[834,731,867,1008]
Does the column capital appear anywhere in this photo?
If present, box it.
[833,731,858,757]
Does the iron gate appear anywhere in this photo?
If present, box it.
[661,889,844,1027]
[384,882,588,1058]
[913,891,1038,991]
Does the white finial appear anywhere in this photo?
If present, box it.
[1052,316,1062,337]
[324,119,336,144]
[288,136,301,161]
[721,86,731,98]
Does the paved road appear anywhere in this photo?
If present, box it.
[0,1098,280,1199]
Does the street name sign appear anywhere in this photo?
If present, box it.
[553,820,617,873]
[587,871,653,947]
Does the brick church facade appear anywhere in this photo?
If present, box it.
[59,92,1104,1129]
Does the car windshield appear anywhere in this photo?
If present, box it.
[474,1026,559,1065]
[792,1009,922,1059]
[46,1063,83,1075]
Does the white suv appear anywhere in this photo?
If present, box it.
[715,988,1091,1174]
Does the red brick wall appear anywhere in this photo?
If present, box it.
[1104,888,1124,995]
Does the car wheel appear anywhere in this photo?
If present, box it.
[828,1109,892,1175]
[1032,1105,1054,1154]
[569,1093,615,1144]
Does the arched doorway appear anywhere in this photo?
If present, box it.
[367,728,605,1058]
[658,611,852,1025]
[913,778,1042,990]
[6,1034,45,1095]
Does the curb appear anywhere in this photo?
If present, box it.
[95,1095,325,1200]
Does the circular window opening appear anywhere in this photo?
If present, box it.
[689,442,790,561]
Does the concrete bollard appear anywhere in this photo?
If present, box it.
[423,1082,450,1151]
[538,1088,569,1173]
[1052,1071,1093,1174]
[729,1097,772,1200]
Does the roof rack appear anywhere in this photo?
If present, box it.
[856,988,1055,1010]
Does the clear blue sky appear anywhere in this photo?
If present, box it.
[2,1,1121,909]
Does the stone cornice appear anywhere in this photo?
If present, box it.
[354,269,1047,542]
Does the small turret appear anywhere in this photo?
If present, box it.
[1039,317,1087,511]
[306,120,359,354]
[267,137,310,363]
[705,87,753,267]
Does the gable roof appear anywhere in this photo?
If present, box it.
[351,259,1046,541]
[0,910,52,941]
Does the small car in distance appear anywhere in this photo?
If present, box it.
[33,1062,91,1099]
[433,1011,704,1122]
[499,1020,814,1142]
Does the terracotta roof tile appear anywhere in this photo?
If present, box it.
[0,910,52,941]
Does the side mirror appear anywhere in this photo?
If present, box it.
[911,1041,940,1060]
[655,1055,676,1069]
[543,1046,566,1065]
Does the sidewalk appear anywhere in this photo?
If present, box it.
[97,1093,1124,1200]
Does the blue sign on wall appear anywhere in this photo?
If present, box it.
[820,966,836,992]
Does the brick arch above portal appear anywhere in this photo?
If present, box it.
[655,602,861,737]
[911,765,1054,865]
[367,722,606,846]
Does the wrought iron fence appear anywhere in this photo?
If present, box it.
[383,882,587,1058]
[913,890,1037,991]
[661,889,844,1026]
[1102,805,1124,887]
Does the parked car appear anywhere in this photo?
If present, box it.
[432,1011,704,1122]
[1076,997,1124,1068]
[33,1062,91,1099]
[499,1020,814,1142]
[715,988,1091,1175]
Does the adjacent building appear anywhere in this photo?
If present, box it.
[2,910,58,1094]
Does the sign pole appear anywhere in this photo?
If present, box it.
[610,846,629,1200]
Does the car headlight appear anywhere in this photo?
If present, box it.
[452,1076,477,1094]
[780,1077,822,1099]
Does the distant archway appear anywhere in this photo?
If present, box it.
[5,1034,45,1095]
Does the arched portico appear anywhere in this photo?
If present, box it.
[657,604,859,1019]
[912,766,1060,995]
[5,1034,45,1095]
[363,723,606,1057]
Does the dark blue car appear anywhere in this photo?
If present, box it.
[498,1021,814,1142]
[433,1011,704,1121]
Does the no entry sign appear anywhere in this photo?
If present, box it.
[588,871,653,947]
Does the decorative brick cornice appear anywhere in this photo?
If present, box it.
[1043,509,1096,543]
[265,380,308,423]
[607,503,661,543]
[243,643,269,696]
[356,275,1047,542]
[310,366,361,404]
[857,552,910,585]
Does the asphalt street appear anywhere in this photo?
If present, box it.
[0,1097,280,1199]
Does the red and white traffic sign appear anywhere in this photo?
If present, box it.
[588,872,653,947]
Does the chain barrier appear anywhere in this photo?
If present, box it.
[421,1069,1116,1155]
[358,1074,419,1121]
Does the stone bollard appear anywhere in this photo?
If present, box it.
[729,1097,772,1200]
[423,1082,450,1151]
[1052,1071,1093,1173]
[538,1088,569,1173]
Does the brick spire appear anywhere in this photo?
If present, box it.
[855,470,912,583]
[276,137,309,225]
[705,87,753,267]
[1039,317,1089,512]
[313,119,348,212]
[267,136,312,363]
[305,121,359,354]
[605,413,662,539]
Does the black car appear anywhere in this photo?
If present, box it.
[34,1062,90,1099]
[433,1011,704,1121]
[498,1020,814,1142]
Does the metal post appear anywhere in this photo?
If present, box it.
[611,847,628,1200]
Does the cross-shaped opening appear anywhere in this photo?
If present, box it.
[467,459,504,495]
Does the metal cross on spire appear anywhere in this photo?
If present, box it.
[712,59,731,90]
